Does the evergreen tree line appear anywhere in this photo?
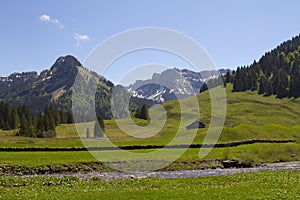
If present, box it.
[0,102,73,138]
[86,115,105,138]
[232,33,300,99]
[134,104,150,120]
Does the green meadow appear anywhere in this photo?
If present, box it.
[1,84,300,199]
[1,143,299,170]
[1,84,300,169]
[1,84,300,148]
[0,170,299,200]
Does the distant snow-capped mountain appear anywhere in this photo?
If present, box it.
[127,68,229,103]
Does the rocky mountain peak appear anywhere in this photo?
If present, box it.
[0,55,117,118]
[50,55,82,72]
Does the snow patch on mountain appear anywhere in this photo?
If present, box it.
[127,68,229,103]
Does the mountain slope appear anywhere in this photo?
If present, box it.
[0,72,38,99]
[1,56,81,112]
[0,55,156,119]
[96,83,300,148]
[127,68,228,102]
[0,56,115,117]
[158,83,300,144]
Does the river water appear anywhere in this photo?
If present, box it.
[21,161,300,180]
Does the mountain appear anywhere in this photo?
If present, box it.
[0,56,81,111]
[0,72,38,98]
[0,57,227,117]
[0,55,156,119]
[127,68,229,102]
[0,56,115,118]
[232,33,300,99]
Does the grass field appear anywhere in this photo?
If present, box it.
[1,143,299,170]
[0,170,299,199]
[1,84,300,199]
[0,84,300,171]
[1,84,300,148]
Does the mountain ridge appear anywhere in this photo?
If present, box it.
[0,55,156,118]
[0,56,230,109]
[127,68,229,102]
[0,55,114,117]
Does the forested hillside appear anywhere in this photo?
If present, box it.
[232,34,300,98]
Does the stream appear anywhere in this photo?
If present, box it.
[21,161,300,180]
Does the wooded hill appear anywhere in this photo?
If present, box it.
[231,34,300,98]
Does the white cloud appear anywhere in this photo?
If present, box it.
[73,33,90,42]
[39,14,64,29]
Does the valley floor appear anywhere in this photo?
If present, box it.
[1,84,300,198]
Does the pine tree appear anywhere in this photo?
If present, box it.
[272,69,288,98]
[140,104,149,120]
[10,107,19,130]
[86,128,90,138]
[225,71,231,83]
[258,75,267,95]
[17,105,32,136]
[44,104,56,132]
[36,113,45,138]
[66,112,74,124]
[200,83,208,93]
[55,111,61,125]
[3,103,12,129]
[289,75,300,98]
[28,116,37,138]
[44,115,50,132]
[265,78,273,96]
[60,111,67,124]
[289,61,300,98]
[135,104,149,120]
[94,115,105,138]
[233,67,243,92]
[248,68,258,91]
[0,102,4,129]
[230,70,235,83]
[18,113,30,136]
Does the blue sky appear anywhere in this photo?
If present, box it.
[1,0,300,83]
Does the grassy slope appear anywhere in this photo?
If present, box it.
[1,84,300,167]
[107,83,300,145]
[0,170,299,200]
[1,83,300,147]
